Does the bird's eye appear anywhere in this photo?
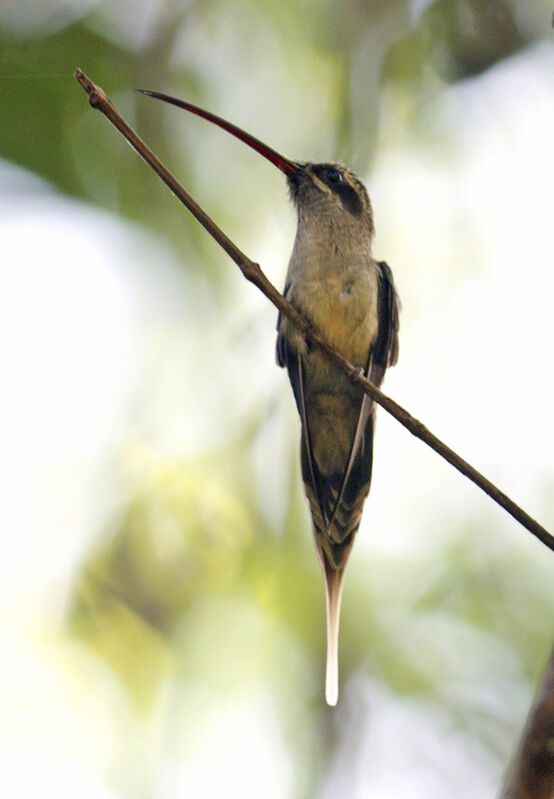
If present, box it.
[326,168,343,183]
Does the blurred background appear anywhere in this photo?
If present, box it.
[1,1,553,797]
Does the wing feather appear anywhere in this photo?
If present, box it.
[276,261,399,549]
[326,261,400,540]
[277,315,330,526]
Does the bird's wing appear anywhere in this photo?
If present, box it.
[369,261,400,384]
[275,285,290,370]
[276,263,399,547]
[326,261,400,541]
[275,280,307,371]
[277,306,331,526]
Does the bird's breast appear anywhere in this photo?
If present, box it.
[286,264,379,369]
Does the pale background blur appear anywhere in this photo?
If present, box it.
[1,1,553,797]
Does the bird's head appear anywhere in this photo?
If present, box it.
[287,162,374,238]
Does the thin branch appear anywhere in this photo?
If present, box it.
[500,644,554,799]
[74,68,554,554]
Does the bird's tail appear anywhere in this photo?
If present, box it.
[322,558,346,706]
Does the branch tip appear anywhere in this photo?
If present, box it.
[74,69,105,109]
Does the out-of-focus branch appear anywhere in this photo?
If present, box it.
[74,68,554,555]
[501,645,554,799]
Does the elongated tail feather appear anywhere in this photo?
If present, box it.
[322,559,346,706]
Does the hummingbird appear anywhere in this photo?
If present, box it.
[139,90,400,705]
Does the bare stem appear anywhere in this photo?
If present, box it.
[500,644,554,799]
[74,68,554,554]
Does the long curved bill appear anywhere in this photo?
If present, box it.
[138,90,298,177]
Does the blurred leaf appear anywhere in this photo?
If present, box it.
[71,572,176,712]
[422,0,528,82]
[0,22,131,195]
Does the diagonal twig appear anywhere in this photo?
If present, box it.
[74,68,554,554]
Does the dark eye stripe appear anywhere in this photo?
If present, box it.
[333,182,363,216]
[311,164,364,217]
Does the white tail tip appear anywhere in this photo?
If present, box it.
[324,566,345,707]
[325,659,339,706]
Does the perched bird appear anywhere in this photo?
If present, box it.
[140,91,400,705]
